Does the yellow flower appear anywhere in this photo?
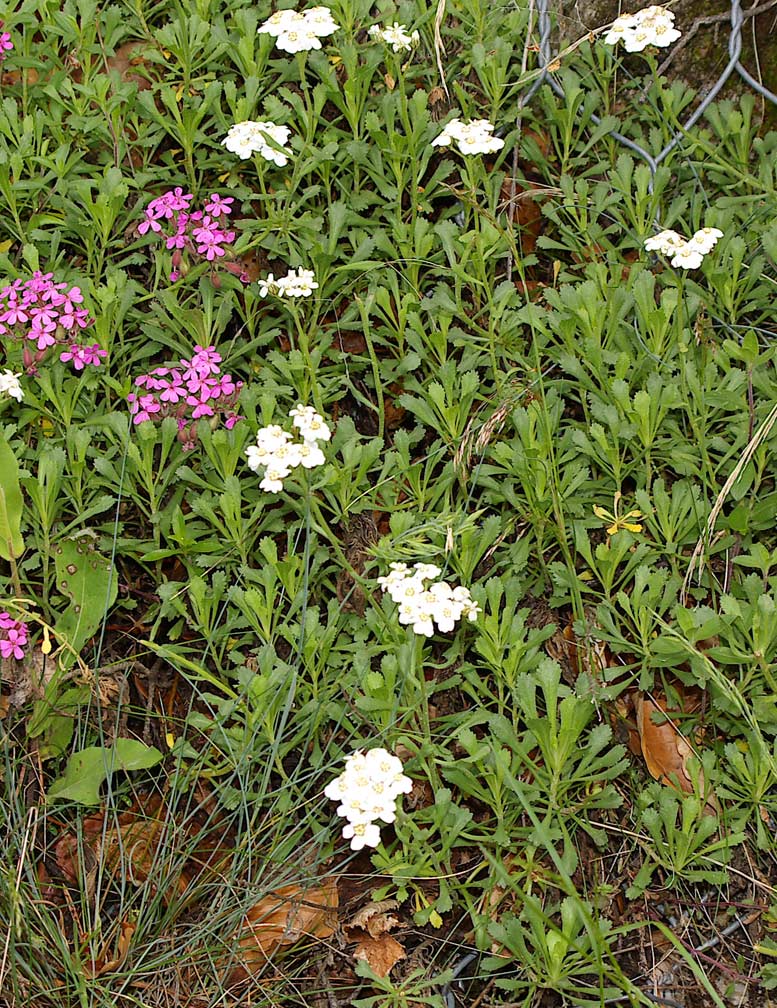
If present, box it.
[593,493,643,535]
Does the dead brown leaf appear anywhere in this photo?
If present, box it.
[232,879,339,980]
[336,513,379,615]
[0,66,39,86]
[349,899,400,938]
[1,647,56,709]
[53,794,230,904]
[83,920,136,978]
[104,41,155,91]
[352,932,406,977]
[637,694,702,794]
[498,180,545,255]
[331,331,368,354]
[346,899,405,978]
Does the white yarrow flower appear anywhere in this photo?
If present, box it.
[603,12,639,44]
[378,563,481,636]
[260,267,319,300]
[604,5,680,51]
[259,465,288,493]
[298,440,326,468]
[278,267,319,298]
[341,820,382,850]
[432,118,504,156]
[257,9,300,36]
[290,403,332,441]
[644,229,685,255]
[275,28,322,51]
[222,120,292,166]
[687,227,724,254]
[257,273,279,298]
[258,6,339,52]
[246,410,330,491]
[670,244,705,270]
[327,748,413,850]
[368,22,420,52]
[413,562,442,580]
[644,225,723,270]
[304,6,338,35]
[0,369,23,402]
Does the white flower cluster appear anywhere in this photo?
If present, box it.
[604,5,681,51]
[431,118,504,156]
[324,748,413,851]
[378,562,481,637]
[257,6,339,53]
[644,226,723,270]
[0,369,23,402]
[222,120,292,165]
[367,22,420,52]
[245,405,331,492]
[258,267,319,299]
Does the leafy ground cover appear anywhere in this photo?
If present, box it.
[1,0,777,1004]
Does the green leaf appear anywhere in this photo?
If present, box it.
[48,740,163,805]
[0,432,25,561]
[53,537,118,668]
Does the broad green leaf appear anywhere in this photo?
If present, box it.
[48,740,163,805]
[0,432,25,561]
[53,537,118,668]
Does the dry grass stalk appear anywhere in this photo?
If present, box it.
[454,382,528,479]
[433,0,448,98]
[681,401,777,604]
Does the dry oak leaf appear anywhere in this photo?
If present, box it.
[636,694,703,794]
[347,899,405,978]
[352,932,406,978]
[232,879,339,979]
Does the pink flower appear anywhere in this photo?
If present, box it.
[192,223,228,261]
[136,191,240,281]
[0,304,28,326]
[33,328,57,351]
[138,217,162,236]
[0,273,96,366]
[215,373,237,396]
[0,611,27,661]
[204,194,234,218]
[80,343,107,367]
[166,231,187,250]
[59,343,106,370]
[59,345,84,368]
[132,393,162,424]
[189,344,222,376]
[164,187,193,212]
[29,306,57,331]
[128,344,243,444]
[186,391,215,418]
[27,271,54,292]
[159,385,184,404]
